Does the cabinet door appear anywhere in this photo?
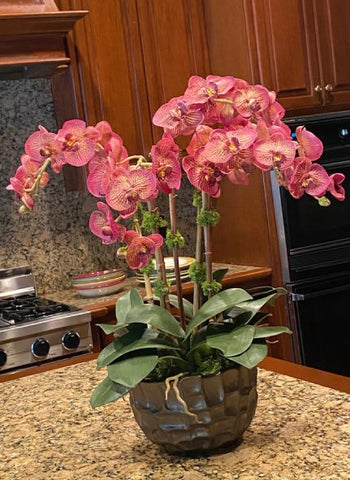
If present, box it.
[315,0,350,108]
[253,0,322,112]
[136,0,209,145]
[55,0,153,155]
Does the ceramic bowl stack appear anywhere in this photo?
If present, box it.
[72,268,126,298]
[135,257,195,285]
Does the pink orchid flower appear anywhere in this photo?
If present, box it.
[232,84,270,118]
[221,147,255,186]
[253,133,298,171]
[89,202,126,244]
[182,148,224,197]
[151,133,181,193]
[24,125,65,173]
[106,167,158,218]
[326,173,346,201]
[287,157,330,199]
[186,125,213,156]
[184,75,236,104]
[87,135,129,197]
[296,126,324,161]
[124,231,163,270]
[152,96,204,137]
[57,119,98,167]
[6,155,49,210]
[94,121,114,147]
[202,126,257,164]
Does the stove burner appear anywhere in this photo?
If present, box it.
[0,295,70,325]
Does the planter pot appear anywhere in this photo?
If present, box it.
[129,365,257,453]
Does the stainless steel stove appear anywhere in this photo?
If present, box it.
[0,266,93,373]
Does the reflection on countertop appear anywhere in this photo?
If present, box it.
[0,360,349,480]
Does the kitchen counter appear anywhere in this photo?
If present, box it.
[45,264,272,311]
[1,359,349,480]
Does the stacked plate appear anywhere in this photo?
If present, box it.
[135,257,195,285]
[72,268,126,298]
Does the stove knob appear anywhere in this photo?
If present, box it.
[62,331,80,350]
[31,338,50,358]
[0,349,7,367]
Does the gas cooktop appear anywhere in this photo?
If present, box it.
[0,266,92,373]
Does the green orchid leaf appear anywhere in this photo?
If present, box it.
[115,289,144,325]
[107,353,158,388]
[235,288,286,322]
[96,323,147,369]
[207,324,255,357]
[228,343,268,369]
[254,325,292,338]
[90,376,130,408]
[96,323,119,335]
[185,288,253,338]
[168,294,194,319]
[98,334,180,369]
[213,268,228,283]
[125,304,186,338]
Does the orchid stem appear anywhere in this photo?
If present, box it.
[169,189,186,330]
[193,203,203,314]
[24,157,51,195]
[133,217,153,304]
[202,192,213,298]
[147,200,170,310]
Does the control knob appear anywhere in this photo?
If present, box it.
[31,338,50,358]
[62,331,80,350]
[0,349,7,367]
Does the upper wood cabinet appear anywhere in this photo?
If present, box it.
[252,0,350,115]
[55,0,209,154]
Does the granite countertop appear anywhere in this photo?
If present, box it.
[1,361,349,480]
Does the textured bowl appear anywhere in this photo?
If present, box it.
[130,366,257,453]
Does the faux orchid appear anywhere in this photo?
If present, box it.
[7,74,346,407]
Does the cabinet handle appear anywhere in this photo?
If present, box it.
[314,84,323,93]
[325,83,333,92]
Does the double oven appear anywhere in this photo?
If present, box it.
[271,111,350,377]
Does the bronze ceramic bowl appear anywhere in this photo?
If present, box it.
[129,366,257,453]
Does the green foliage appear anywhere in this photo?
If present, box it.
[201,280,222,296]
[139,260,155,277]
[192,189,202,208]
[141,210,168,233]
[91,287,291,408]
[188,261,206,284]
[153,278,169,298]
[197,207,220,227]
[165,229,185,249]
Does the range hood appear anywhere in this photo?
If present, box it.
[0,0,87,79]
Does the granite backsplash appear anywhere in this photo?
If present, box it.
[0,78,196,294]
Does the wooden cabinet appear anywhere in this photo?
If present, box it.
[55,0,209,155]
[252,0,350,115]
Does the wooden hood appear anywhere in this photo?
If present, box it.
[0,0,87,79]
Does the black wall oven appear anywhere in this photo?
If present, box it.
[271,111,350,376]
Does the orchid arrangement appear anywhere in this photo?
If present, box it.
[7,75,345,407]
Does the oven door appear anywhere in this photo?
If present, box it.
[287,272,350,377]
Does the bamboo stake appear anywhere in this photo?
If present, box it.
[169,188,186,329]
[202,192,213,298]
[147,199,170,310]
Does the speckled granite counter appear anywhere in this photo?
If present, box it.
[1,361,349,480]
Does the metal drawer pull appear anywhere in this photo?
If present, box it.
[314,84,323,93]
[325,83,333,92]
[290,283,350,301]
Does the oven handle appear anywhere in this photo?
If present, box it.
[290,283,350,301]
